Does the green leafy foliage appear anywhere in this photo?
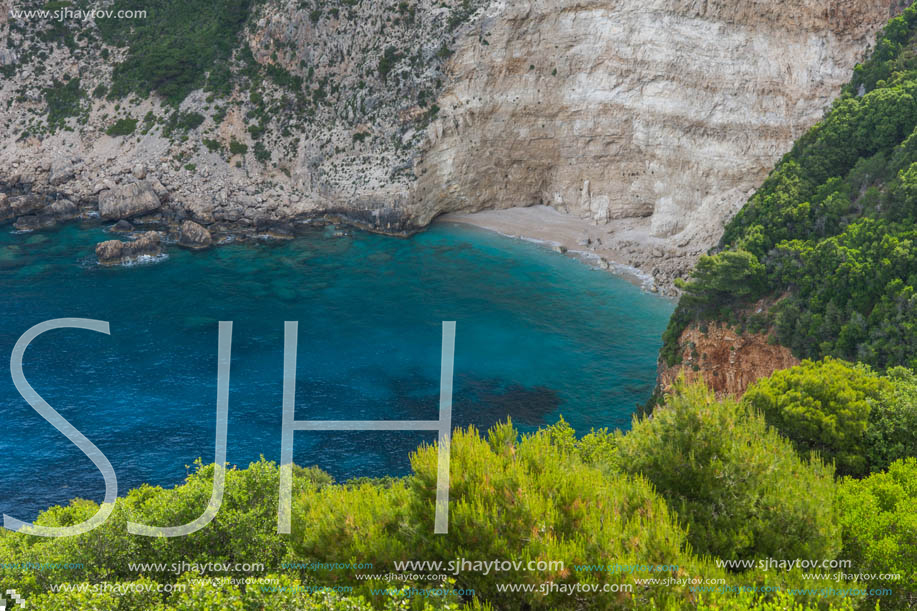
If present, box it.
[837,458,917,609]
[743,358,890,477]
[662,3,917,371]
[616,379,841,564]
[295,420,708,610]
[163,111,205,136]
[377,46,403,81]
[0,406,890,610]
[106,118,138,137]
[866,366,917,472]
[97,0,253,104]
[43,78,83,132]
[228,138,248,155]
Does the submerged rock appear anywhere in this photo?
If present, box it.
[110,220,134,233]
[98,181,162,220]
[95,231,163,265]
[1,194,42,222]
[178,220,213,249]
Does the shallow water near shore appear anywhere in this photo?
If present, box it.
[0,222,673,520]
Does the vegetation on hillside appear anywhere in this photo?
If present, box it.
[663,3,917,370]
[743,358,917,477]
[617,382,839,563]
[96,0,253,104]
[3,377,915,610]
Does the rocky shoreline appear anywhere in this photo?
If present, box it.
[1,171,694,296]
[0,163,426,265]
[2,167,701,297]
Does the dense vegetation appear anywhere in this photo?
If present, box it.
[4,377,914,610]
[743,358,917,477]
[664,3,917,370]
[617,382,839,563]
[96,0,254,104]
[837,458,917,610]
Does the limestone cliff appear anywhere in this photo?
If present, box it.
[0,0,903,283]
[414,0,901,287]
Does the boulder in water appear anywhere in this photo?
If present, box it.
[96,231,163,265]
[178,220,213,249]
[98,181,161,220]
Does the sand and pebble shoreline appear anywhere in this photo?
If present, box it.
[438,206,689,298]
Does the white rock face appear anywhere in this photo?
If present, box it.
[0,0,900,282]
[413,0,898,250]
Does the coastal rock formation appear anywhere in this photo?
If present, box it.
[178,220,213,249]
[414,0,901,279]
[95,232,163,265]
[658,323,800,397]
[0,193,42,222]
[0,0,903,289]
[98,182,162,221]
[11,198,79,231]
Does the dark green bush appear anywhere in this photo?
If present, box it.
[44,78,83,131]
[743,358,890,477]
[617,379,841,564]
[253,141,271,163]
[865,366,917,473]
[105,118,138,137]
[229,138,248,155]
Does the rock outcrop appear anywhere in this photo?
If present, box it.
[658,322,800,397]
[95,232,163,265]
[0,0,903,287]
[97,182,162,220]
[178,220,213,249]
[12,198,79,231]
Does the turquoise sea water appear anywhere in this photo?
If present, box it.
[0,221,673,520]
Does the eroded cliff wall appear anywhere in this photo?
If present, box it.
[0,0,902,280]
[414,0,900,271]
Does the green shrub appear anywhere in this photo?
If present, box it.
[202,138,222,153]
[837,458,917,609]
[105,118,138,137]
[377,46,402,81]
[866,366,917,473]
[253,141,271,163]
[228,138,248,155]
[44,78,83,131]
[0,459,330,602]
[696,588,856,610]
[295,421,710,610]
[164,111,206,136]
[743,358,889,477]
[616,379,841,564]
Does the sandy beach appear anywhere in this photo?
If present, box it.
[437,206,694,297]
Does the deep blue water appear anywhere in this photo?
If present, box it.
[0,221,673,520]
